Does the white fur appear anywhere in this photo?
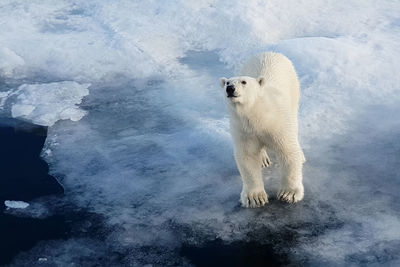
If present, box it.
[220,52,306,208]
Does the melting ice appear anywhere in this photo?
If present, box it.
[0,0,400,265]
[4,200,30,209]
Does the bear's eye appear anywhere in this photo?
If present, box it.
[241,80,247,85]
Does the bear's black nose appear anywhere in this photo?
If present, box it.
[226,85,235,97]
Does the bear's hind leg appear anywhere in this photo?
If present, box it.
[261,148,271,168]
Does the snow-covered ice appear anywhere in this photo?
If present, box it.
[0,0,399,265]
[10,81,90,126]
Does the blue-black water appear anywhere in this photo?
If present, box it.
[0,119,63,203]
[0,119,63,265]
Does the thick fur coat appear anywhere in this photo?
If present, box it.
[221,52,305,208]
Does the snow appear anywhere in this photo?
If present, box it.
[0,47,25,78]
[9,82,90,126]
[4,200,30,209]
[0,0,400,265]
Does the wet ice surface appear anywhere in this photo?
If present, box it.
[1,1,400,266]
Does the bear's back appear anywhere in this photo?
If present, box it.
[240,52,300,110]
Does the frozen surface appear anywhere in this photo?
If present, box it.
[5,200,30,209]
[0,0,399,265]
[3,81,90,126]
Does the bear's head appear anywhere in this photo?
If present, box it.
[220,76,265,106]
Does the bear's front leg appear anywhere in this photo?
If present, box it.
[235,144,268,208]
[277,145,305,203]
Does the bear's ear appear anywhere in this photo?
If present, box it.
[258,77,265,86]
[220,77,227,88]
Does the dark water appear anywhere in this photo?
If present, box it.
[0,119,65,265]
[0,118,63,204]
[181,239,288,267]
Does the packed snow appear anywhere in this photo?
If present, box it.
[0,0,399,265]
[10,81,90,126]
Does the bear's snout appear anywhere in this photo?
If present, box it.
[226,85,235,97]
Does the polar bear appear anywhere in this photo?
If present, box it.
[220,52,305,208]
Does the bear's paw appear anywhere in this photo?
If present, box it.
[277,184,304,203]
[241,188,268,208]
